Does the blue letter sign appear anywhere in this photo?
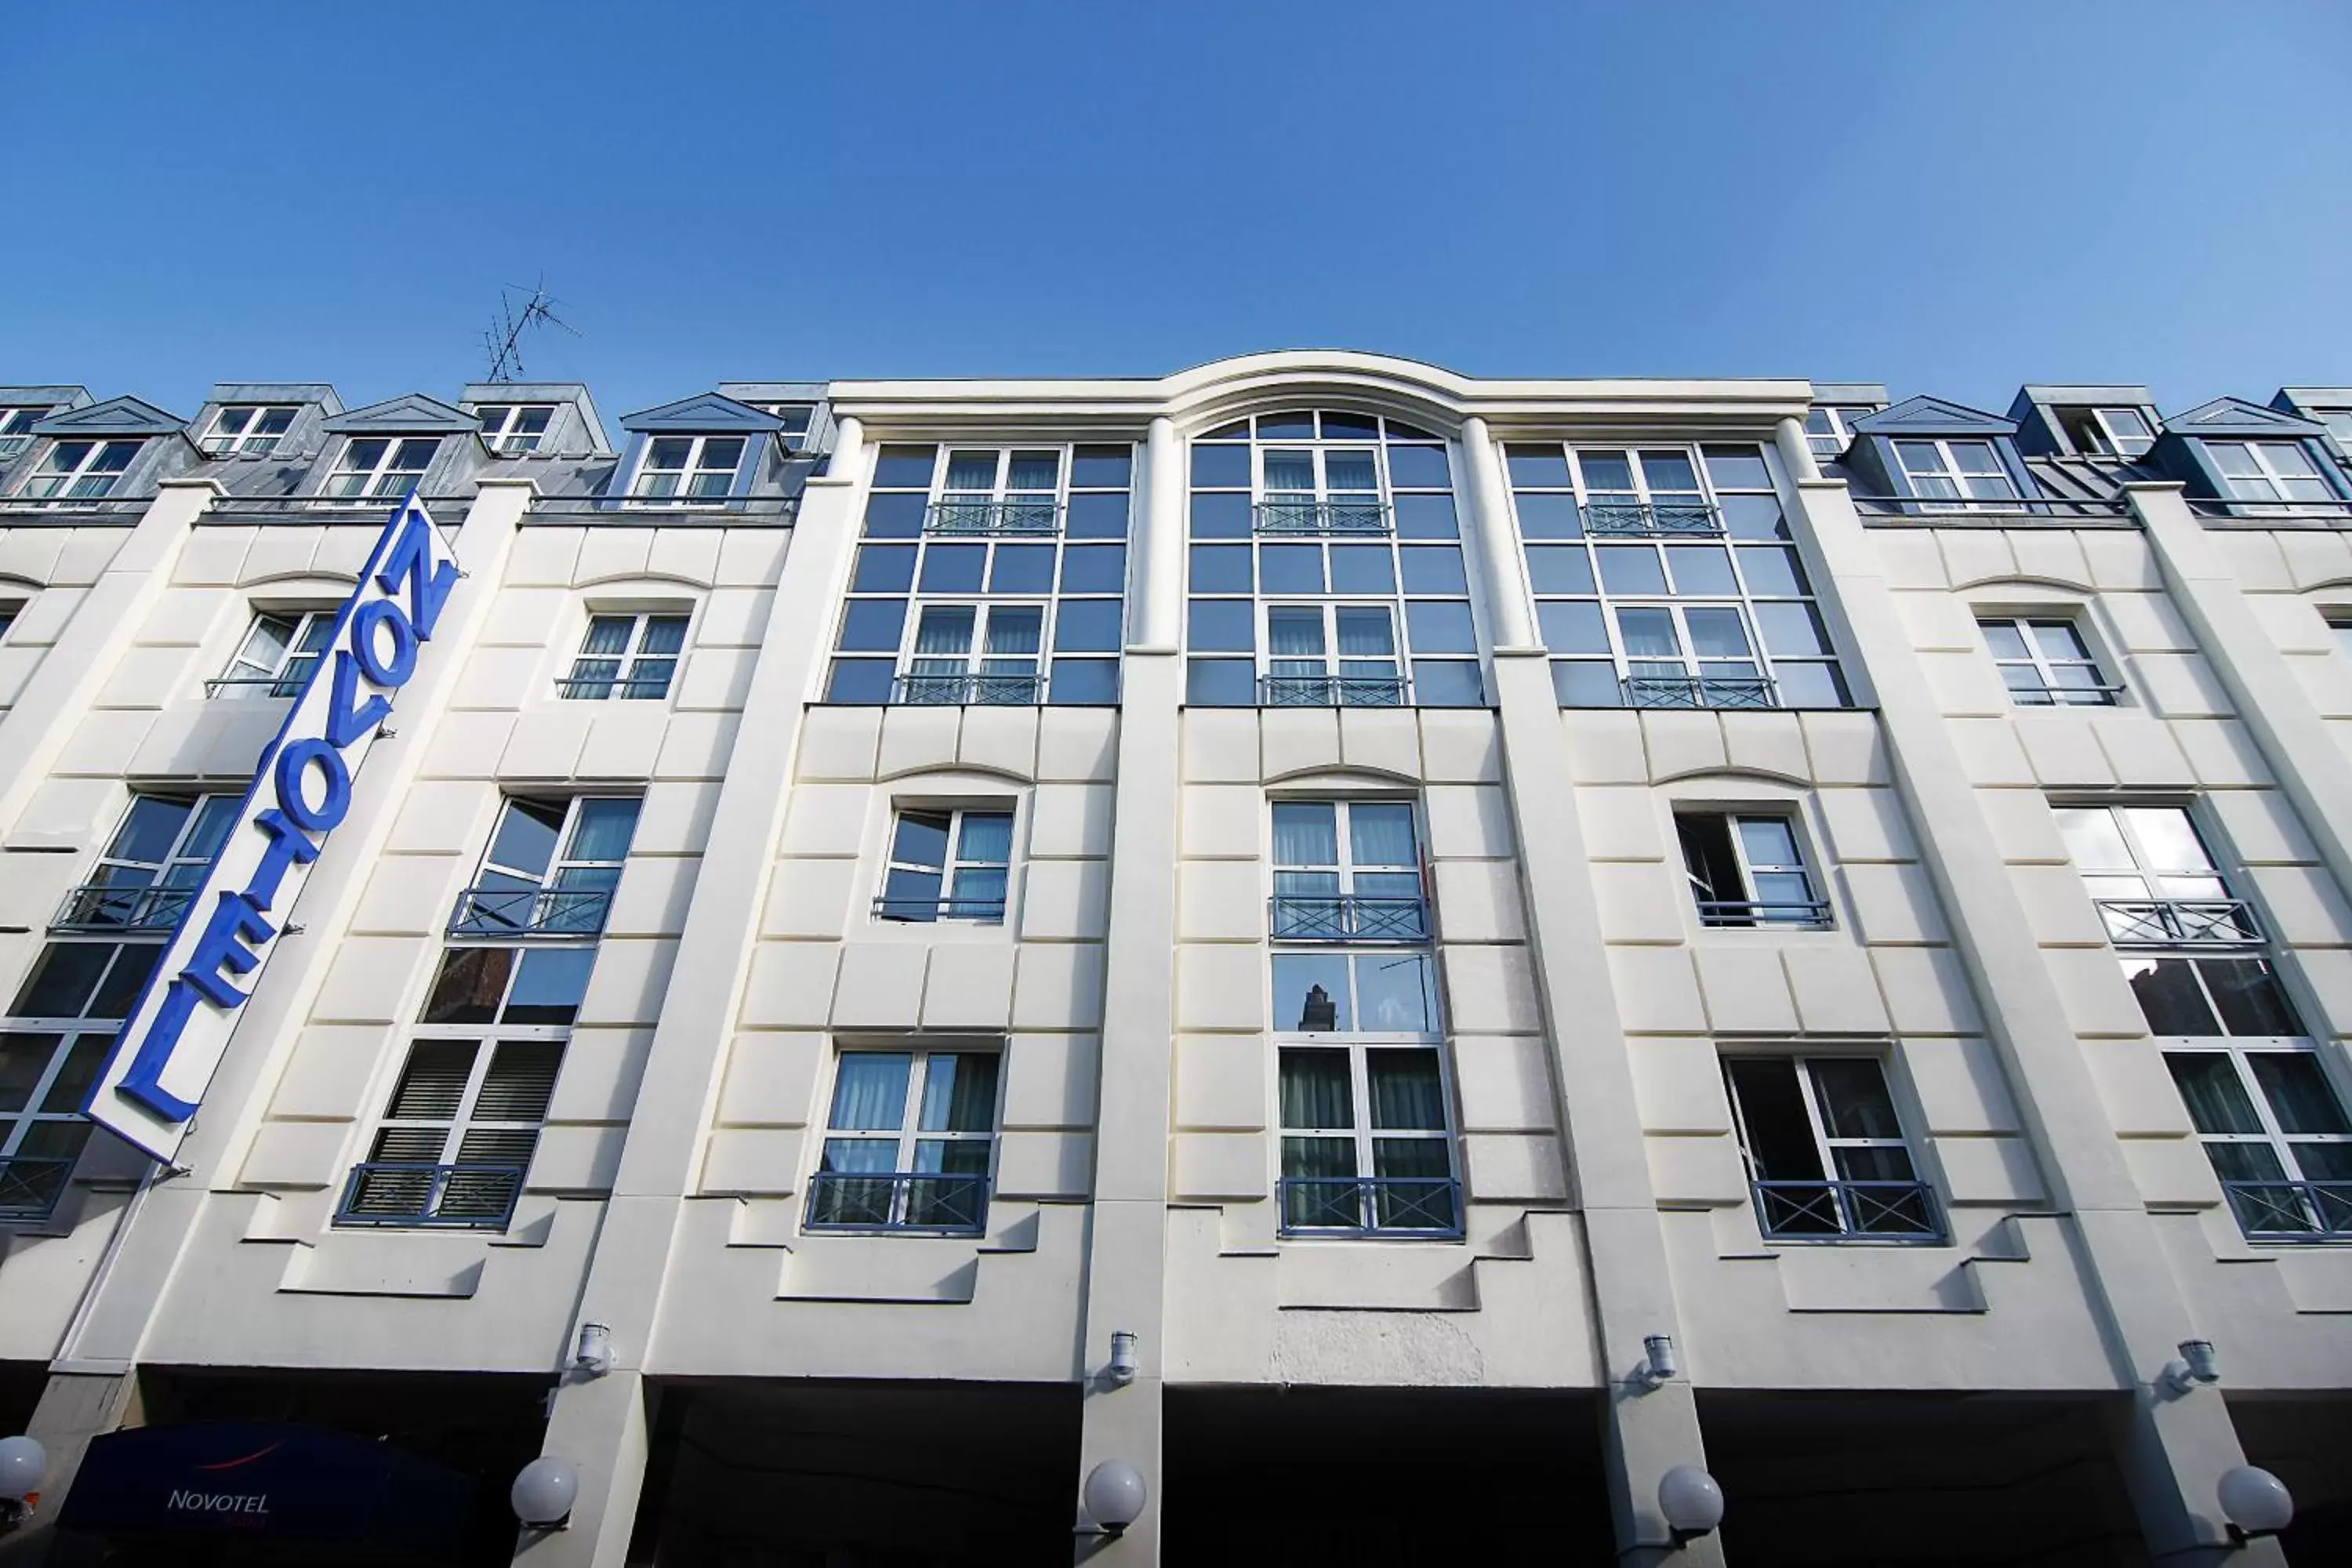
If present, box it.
[85,499,463,1162]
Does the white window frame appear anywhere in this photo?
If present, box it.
[325,436,437,499]
[0,408,45,463]
[21,438,142,499]
[1979,615,2118,706]
[1676,810,1829,929]
[1893,438,2017,503]
[756,403,815,442]
[1269,798,1427,941]
[1722,1051,1936,1240]
[2056,801,2262,950]
[474,404,556,455]
[2326,611,2352,664]
[201,405,297,456]
[878,806,1014,924]
[452,795,639,939]
[1261,601,1403,704]
[2,939,166,1216]
[561,612,690,700]
[364,1034,568,1170]
[1802,405,1878,461]
[2208,441,2334,504]
[216,608,336,699]
[630,434,746,502]
[0,600,19,642]
[900,601,1049,702]
[70,793,241,930]
[809,1047,1004,1232]
[1603,599,1773,707]
[1275,1040,1459,1236]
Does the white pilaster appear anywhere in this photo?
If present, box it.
[1459,416,1539,652]
[1134,416,1183,652]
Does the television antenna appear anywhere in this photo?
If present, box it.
[482,279,579,383]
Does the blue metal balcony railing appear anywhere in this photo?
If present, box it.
[2223,1179,2352,1241]
[1751,1178,1944,1242]
[872,895,1007,924]
[448,885,613,938]
[1580,499,1725,537]
[1269,895,1430,942]
[334,1162,527,1229]
[1260,674,1407,707]
[1277,1175,1463,1237]
[0,1157,74,1222]
[804,1171,991,1234]
[554,672,677,701]
[1697,898,1834,931]
[53,882,194,934]
[2005,681,2123,707]
[202,673,310,699]
[891,673,1046,706]
[2096,898,2263,949]
[924,499,1062,536]
[1623,675,1779,710]
[1252,500,1392,536]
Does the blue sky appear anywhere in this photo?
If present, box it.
[4,1,2347,422]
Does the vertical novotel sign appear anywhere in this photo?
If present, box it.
[85,499,461,1163]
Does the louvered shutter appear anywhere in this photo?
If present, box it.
[444,1042,563,1218]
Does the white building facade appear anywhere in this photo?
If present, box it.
[0,356,2349,1564]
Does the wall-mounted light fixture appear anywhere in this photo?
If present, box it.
[1107,1330,1138,1387]
[574,1321,613,1378]
[1638,1334,1678,1390]
[1658,1465,1725,1548]
[1077,1460,1147,1539]
[2218,1465,2294,1547]
[511,1456,580,1530]
[2161,1338,2220,1396]
[0,1435,47,1525]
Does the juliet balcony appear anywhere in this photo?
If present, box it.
[924,499,1062,536]
[1253,499,1392,537]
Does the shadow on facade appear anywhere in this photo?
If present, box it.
[624,1379,1081,1566]
[1163,1386,1613,1566]
[2229,1393,2352,1563]
[1696,1391,2142,1566]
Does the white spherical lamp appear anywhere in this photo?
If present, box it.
[1083,1459,1147,1535]
[510,1455,580,1528]
[0,1436,46,1501]
[2218,1465,2293,1541]
[1658,1463,1725,1541]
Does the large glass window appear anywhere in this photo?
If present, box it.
[1893,439,2017,504]
[340,1036,564,1227]
[56,793,240,934]
[828,443,1130,706]
[2053,406,2154,459]
[632,435,744,501]
[2207,441,2335,505]
[1676,811,1828,929]
[809,1049,1000,1232]
[1278,1044,1458,1236]
[21,439,140,500]
[1723,1055,1940,1241]
[474,404,555,455]
[1270,800,1426,941]
[878,808,1013,924]
[1980,617,2117,706]
[2056,804,2260,949]
[2168,1047,2352,1240]
[213,609,336,699]
[1185,411,1480,708]
[450,797,640,938]
[0,408,46,464]
[2,941,165,1220]
[1802,405,1878,463]
[1510,444,1847,708]
[326,437,437,499]
[201,405,296,456]
[561,613,689,700]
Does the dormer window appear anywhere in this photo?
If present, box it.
[633,436,743,502]
[477,405,555,455]
[2209,441,2332,504]
[1893,439,2015,503]
[328,437,437,499]
[757,404,815,446]
[22,439,140,499]
[2055,406,2154,459]
[1802,406,1875,463]
[202,405,297,456]
[0,408,45,463]
[2318,411,2352,454]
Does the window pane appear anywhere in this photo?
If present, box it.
[1702,446,1771,490]
[2165,1053,2263,1134]
[2028,622,2092,661]
[1597,546,1667,595]
[2055,808,2135,871]
[1579,452,1635,491]
[1190,492,1250,538]
[1053,599,1123,652]
[1524,546,1595,594]
[2202,958,2301,1036]
[826,659,895,703]
[1735,817,1800,867]
[1356,953,1436,1033]
[1065,492,1130,539]
[1386,445,1450,488]
[919,544,986,593]
[862,492,926,538]
[110,796,195,866]
[1755,601,1831,657]
[838,599,907,652]
[488,800,566,878]
[918,1052,1000,1133]
[1506,446,1572,488]
[1665,546,1737,596]
[988,544,1055,594]
[2249,1054,2351,1134]
[1726,1058,1827,1181]
[1185,658,1254,706]
[873,448,938,489]
[1349,804,1417,866]
[1272,803,1338,866]
[1719,494,1788,539]
[1049,659,1120,704]
[1190,445,1249,488]
[1279,1047,1354,1129]
[1617,608,1680,658]
[2127,959,2221,1036]
[830,1054,913,1131]
[1512,492,1581,539]
[1808,1058,1901,1140]
[1405,601,1475,654]
[1639,451,1700,492]
[1537,600,1609,654]
[1736,546,1807,596]
[1188,599,1254,652]
[422,947,514,1025]
[853,544,917,593]
[1071,445,1131,488]
[1327,544,1395,594]
[2121,808,2210,873]
[1272,953,1353,1033]
[1190,544,1252,593]
[565,799,641,864]
[503,948,595,1024]
[0,1033,63,1113]
[892,811,952,869]
[1393,494,1459,539]
[1413,660,1485,706]
[1552,660,1621,706]
[1259,544,1323,594]
[1686,608,1752,659]
[1399,546,1468,594]
[1368,1049,1446,1130]
[956,812,1014,866]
